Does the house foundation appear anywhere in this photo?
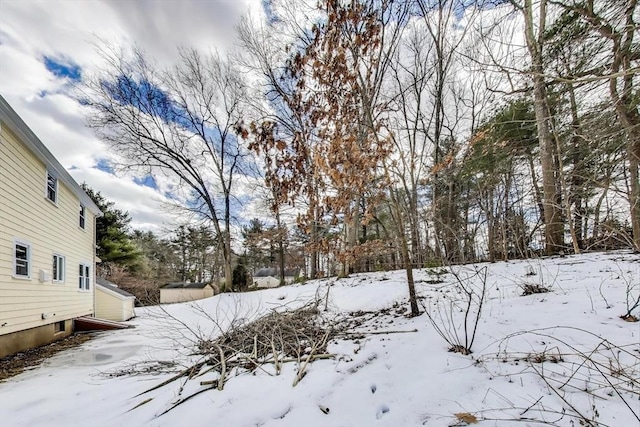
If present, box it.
[0,320,74,358]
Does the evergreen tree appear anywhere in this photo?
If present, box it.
[232,257,250,292]
[81,184,141,270]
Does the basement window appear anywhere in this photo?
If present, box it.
[54,321,66,333]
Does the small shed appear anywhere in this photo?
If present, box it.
[253,268,299,289]
[160,282,217,304]
[95,278,136,322]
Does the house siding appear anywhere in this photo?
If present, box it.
[0,118,96,343]
[95,286,135,322]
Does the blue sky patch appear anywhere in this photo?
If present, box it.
[94,158,114,174]
[101,75,197,133]
[134,175,158,189]
[44,56,82,82]
[261,0,280,25]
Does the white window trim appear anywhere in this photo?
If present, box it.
[13,238,31,280]
[78,262,91,292]
[45,169,58,205]
[52,253,65,283]
[79,204,86,230]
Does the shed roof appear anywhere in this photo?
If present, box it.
[161,282,212,289]
[254,268,299,278]
[96,277,135,298]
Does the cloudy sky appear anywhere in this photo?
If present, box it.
[0,0,267,235]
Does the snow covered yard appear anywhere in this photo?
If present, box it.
[1,251,638,427]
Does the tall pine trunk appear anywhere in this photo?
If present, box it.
[523,0,564,254]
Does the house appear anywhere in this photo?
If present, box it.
[0,95,102,358]
[253,268,300,289]
[95,277,136,322]
[160,282,217,304]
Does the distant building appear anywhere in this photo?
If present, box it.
[0,95,102,358]
[253,268,299,289]
[160,282,218,304]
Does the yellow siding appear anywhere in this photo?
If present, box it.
[0,123,96,336]
[160,288,210,304]
[123,299,135,320]
[95,287,134,322]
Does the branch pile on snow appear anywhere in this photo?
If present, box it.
[130,300,340,415]
[195,301,335,387]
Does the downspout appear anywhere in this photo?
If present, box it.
[92,214,97,318]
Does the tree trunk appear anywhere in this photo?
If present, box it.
[607,5,640,251]
[342,196,361,277]
[224,195,233,291]
[551,112,581,255]
[275,206,286,286]
[523,0,564,255]
[409,187,422,268]
[487,188,496,263]
[390,189,419,316]
[310,215,318,279]
[559,0,639,251]
[567,83,586,249]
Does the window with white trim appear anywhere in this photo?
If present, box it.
[53,254,65,282]
[79,204,86,229]
[14,240,31,278]
[78,263,91,290]
[46,171,57,203]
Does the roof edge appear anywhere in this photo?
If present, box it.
[0,94,102,216]
[96,283,135,300]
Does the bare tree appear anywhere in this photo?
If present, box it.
[519,0,565,254]
[236,11,324,280]
[413,0,488,262]
[79,46,249,291]
[550,0,640,252]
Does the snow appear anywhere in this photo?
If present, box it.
[1,251,638,427]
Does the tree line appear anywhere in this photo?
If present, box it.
[78,0,638,312]
[83,185,306,301]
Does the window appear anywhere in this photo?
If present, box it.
[54,321,66,333]
[52,254,65,282]
[79,204,86,229]
[46,171,57,203]
[14,240,30,278]
[78,263,91,290]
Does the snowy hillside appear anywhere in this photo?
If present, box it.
[1,251,638,427]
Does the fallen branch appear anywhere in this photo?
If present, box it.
[127,397,154,412]
[341,328,418,336]
[135,362,205,397]
[293,331,329,387]
[214,343,226,391]
[157,385,217,416]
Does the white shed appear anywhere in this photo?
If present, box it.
[160,282,217,304]
[95,278,136,322]
[253,268,299,289]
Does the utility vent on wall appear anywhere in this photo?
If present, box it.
[39,270,51,282]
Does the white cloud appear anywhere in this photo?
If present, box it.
[0,0,265,233]
[71,167,179,235]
